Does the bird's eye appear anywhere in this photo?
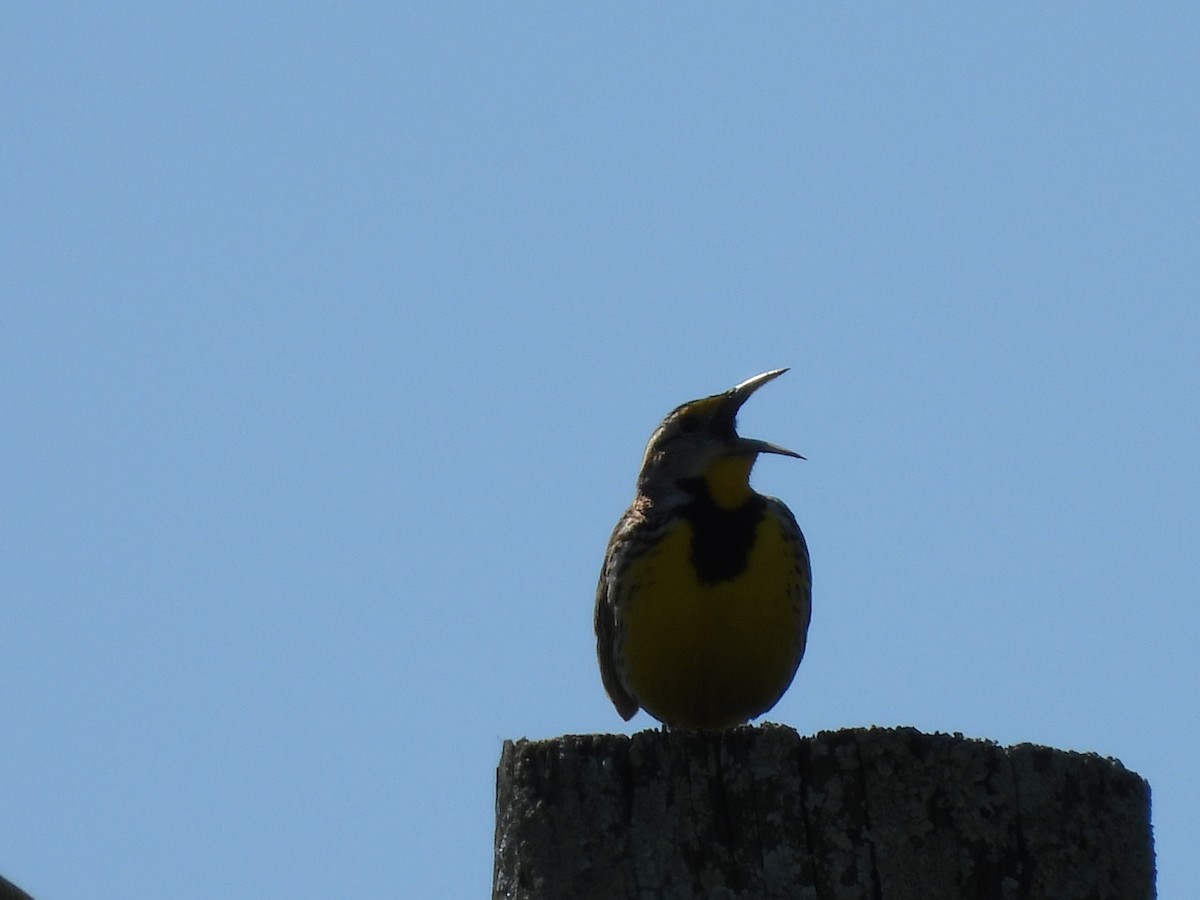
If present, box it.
[677,414,699,435]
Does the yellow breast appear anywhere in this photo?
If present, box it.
[619,510,805,730]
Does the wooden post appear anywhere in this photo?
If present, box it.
[493,725,1153,900]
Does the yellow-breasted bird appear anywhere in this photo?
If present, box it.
[594,369,811,731]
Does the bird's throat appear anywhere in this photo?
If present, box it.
[672,456,764,586]
[698,455,755,509]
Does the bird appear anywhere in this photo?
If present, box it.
[594,369,811,731]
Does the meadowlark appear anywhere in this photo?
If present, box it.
[594,369,811,731]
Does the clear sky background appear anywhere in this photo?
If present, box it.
[3,5,1196,898]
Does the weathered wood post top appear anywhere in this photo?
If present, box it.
[494,725,1153,900]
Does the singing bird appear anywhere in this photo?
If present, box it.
[594,369,811,731]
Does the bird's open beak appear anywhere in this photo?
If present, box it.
[720,368,804,459]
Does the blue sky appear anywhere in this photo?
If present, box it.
[3,5,1196,897]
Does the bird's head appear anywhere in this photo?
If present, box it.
[636,369,801,507]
